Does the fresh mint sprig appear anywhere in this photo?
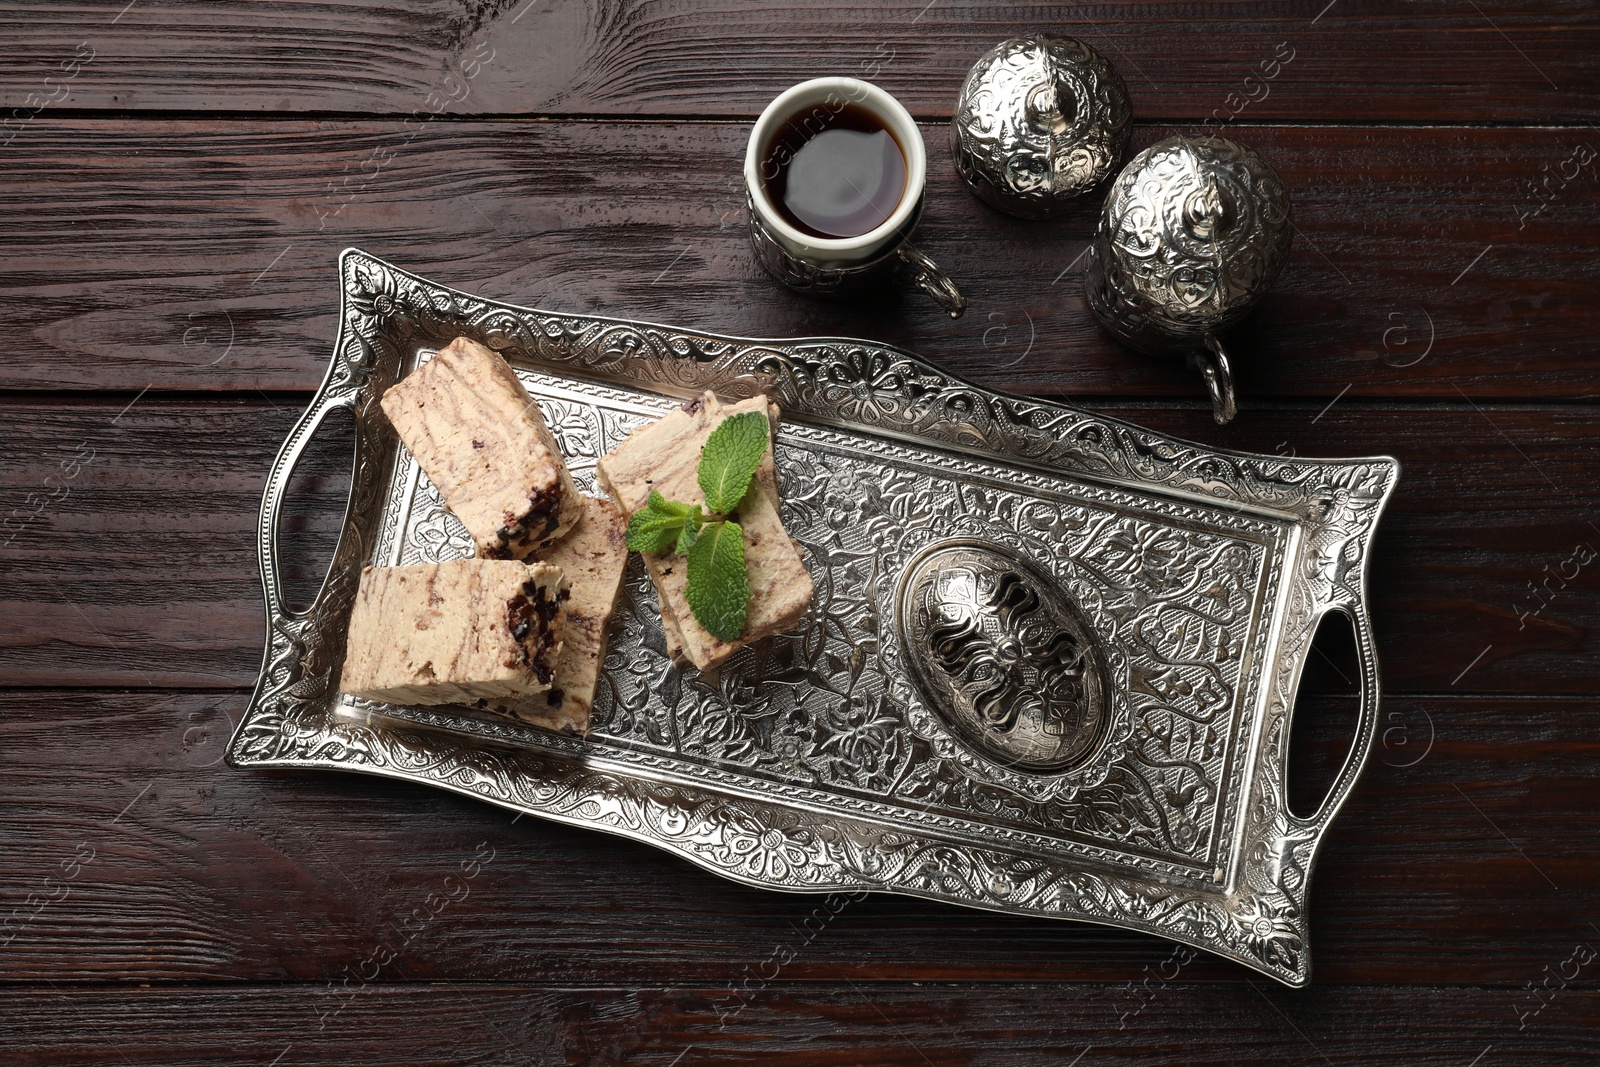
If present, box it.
[623,409,769,642]
[625,492,700,555]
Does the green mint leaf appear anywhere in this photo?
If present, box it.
[675,508,702,555]
[625,490,693,554]
[697,410,769,516]
[685,519,748,642]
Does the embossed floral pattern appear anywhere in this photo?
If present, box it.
[1231,895,1302,969]
[715,812,822,882]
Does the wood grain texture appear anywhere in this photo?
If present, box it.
[4,399,1598,692]
[0,689,1595,990]
[3,121,1597,398]
[3,0,1598,123]
[2,983,1598,1066]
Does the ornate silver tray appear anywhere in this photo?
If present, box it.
[230,249,1398,986]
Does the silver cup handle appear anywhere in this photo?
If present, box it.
[1191,334,1238,425]
[897,243,967,319]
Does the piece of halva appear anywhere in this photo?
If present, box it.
[339,558,568,706]
[381,336,579,559]
[501,496,629,733]
[597,391,812,670]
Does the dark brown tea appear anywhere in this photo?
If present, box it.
[762,103,907,239]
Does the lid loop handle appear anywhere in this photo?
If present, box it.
[1192,334,1238,425]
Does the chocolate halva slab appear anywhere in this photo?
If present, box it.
[501,495,629,734]
[654,397,785,666]
[381,336,580,559]
[339,558,568,707]
[597,391,813,670]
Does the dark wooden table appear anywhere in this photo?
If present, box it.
[3,2,1598,1064]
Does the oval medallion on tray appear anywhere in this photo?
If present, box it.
[896,540,1110,774]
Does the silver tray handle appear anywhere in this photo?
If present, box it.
[256,388,363,624]
[1282,601,1383,842]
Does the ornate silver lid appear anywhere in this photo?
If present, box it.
[1085,135,1293,424]
[951,34,1132,219]
[897,540,1110,774]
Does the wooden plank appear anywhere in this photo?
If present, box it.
[1,982,1597,1065]
[4,399,1598,692]
[2,0,1597,123]
[2,120,1596,399]
[0,683,1595,983]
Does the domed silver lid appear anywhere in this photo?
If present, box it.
[1085,135,1293,424]
[951,34,1132,219]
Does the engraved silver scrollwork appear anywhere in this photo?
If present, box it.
[231,250,1398,988]
[952,34,1131,218]
[898,541,1109,773]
